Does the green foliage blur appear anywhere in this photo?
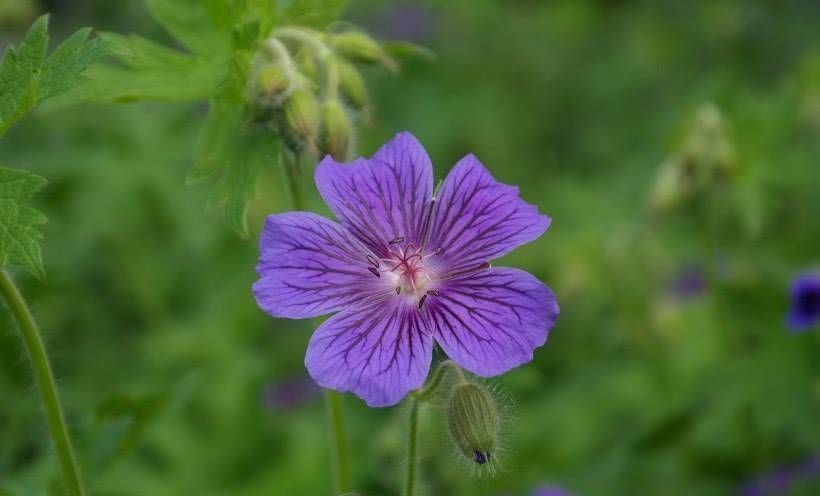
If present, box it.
[2,0,819,495]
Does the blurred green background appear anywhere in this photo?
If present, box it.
[2,0,820,495]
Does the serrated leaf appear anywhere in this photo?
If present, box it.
[39,27,112,100]
[0,168,47,280]
[0,14,49,136]
[189,56,279,237]
[0,15,111,135]
[46,33,227,104]
[281,0,348,28]
[145,0,233,56]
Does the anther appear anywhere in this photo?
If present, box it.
[426,290,439,296]
[368,267,380,278]
[396,287,401,295]
[473,451,490,465]
[389,236,404,244]
[366,254,380,267]
[418,294,427,310]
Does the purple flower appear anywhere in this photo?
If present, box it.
[787,272,820,331]
[532,485,573,496]
[253,132,559,407]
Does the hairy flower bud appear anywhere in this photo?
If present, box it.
[254,64,289,100]
[283,88,320,143]
[320,99,354,161]
[331,31,396,71]
[446,382,499,467]
[338,61,368,111]
[295,48,318,81]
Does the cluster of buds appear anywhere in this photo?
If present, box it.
[248,26,397,161]
[649,103,737,213]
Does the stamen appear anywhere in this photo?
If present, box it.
[426,290,439,296]
[389,236,404,245]
[441,262,491,280]
[368,267,380,278]
[418,294,427,310]
[396,287,401,295]
[366,254,380,267]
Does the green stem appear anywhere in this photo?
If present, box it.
[325,389,351,493]
[0,270,85,496]
[413,359,466,402]
[280,151,350,493]
[404,398,419,496]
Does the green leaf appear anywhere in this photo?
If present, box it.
[0,14,49,136]
[39,27,112,100]
[145,0,233,56]
[47,33,227,104]
[0,168,47,280]
[0,15,111,135]
[281,0,348,28]
[189,56,279,237]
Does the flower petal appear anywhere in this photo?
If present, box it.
[305,297,433,407]
[315,131,434,256]
[427,154,550,273]
[424,267,559,376]
[253,212,388,319]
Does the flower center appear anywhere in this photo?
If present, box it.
[364,237,442,309]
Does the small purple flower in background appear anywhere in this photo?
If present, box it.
[532,485,573,496]
[787,272,820,332]
[261,376,322,411]
[253,132,559,407]
[739,455,820,495]
[363,2,436,43]
[667,262,707,301]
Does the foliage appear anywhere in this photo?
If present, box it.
[0,167,46,279]
[1,1,820,495]
[0,14,109,137]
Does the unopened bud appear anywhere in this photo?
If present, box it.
[295,48,318,81]
[284,88,320,142]
[338,61,368,110]
[255,64,289,100]
[446,382,498,467]
[332,31,396,71]
[320,99,354,161]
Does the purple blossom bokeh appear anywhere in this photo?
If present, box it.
[363,2,436,43]
[667,263,707,301]
[532,485,573,496]
[261,376,322,412]
[739,455,820,495]
[786,272,820,332]
[253,132,559,407]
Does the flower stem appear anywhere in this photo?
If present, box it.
[280,151,351,493]
[0,270,85,496]
[325,389,351,493]
[404,398,420,496]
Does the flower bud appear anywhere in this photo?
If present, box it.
[319,99,354,161]
[338,61,368,111]
[283,88,320,142]
[295,48,318,81]
[446,382,498,467]
[254,64,289,100]
[331,31,396,71]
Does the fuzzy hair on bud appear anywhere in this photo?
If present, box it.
[320,99,354,161]
[283,88,320,142]
[338,61,368,111]
[446,382,499,470]
[332,31,397,71]
[255,64,289,100]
